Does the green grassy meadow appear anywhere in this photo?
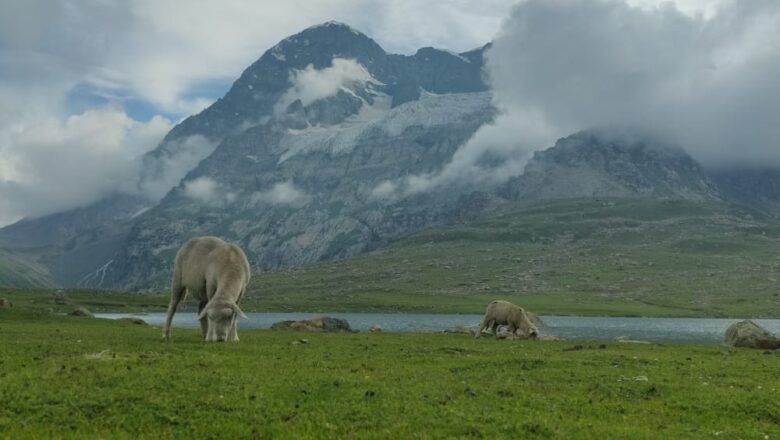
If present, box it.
[1,304,780,439]
[2,198,780,438]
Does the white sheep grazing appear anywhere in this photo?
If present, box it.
[476,300,539,339]
[162,236,250,342]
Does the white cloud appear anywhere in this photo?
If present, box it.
[376,0,780,200]
[370,180,399,201]
[379,105,557,197]
[253,181,308,206]
[182,176,217,204]
[0,0,763,224]
[485,0,780,169]
[0,105,171,225]
[182,176,235,206]
[275,58,374,113]
[0,1,516,115]
[0,0,517,226]
[626,0,729,18]
[138,135,218,201]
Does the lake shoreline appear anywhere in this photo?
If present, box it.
[95,312,780,345]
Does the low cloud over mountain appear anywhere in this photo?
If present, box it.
[485,0,780,170]
[0,106,171,225]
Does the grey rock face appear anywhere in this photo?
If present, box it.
[0,193,150,286]
[145,21,487,156]
[141,22,487,175]
[0,22,491,289]
[111,91,494,288]
[502,131,721,201]
[3,22,774,291]
[711,167,780,216]
[100,22,494,289]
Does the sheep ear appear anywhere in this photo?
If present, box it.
[230,303,248,319]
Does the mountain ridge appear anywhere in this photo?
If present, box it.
[1,22,778,290]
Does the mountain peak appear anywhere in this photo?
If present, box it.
[502,131,720,201]
[263,21,386,71]
[414,47,471,64]
[302,21,367,36]
[280,20,379,51]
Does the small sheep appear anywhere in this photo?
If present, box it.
[163,236,250,342]
[476,300,538,339]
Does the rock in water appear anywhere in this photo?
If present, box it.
[317,317,352,332]
[724,320,780,349]
[443,325,479,335]
[118,317,148,326]
[271,316,354,332]
[68,307,94,317]
[271,320,318,332]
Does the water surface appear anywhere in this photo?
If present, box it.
[96,312,780,345]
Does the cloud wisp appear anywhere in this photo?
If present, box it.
[138,135,219,202]
[182,176,236,206]
[275,58,375,114]
[253,181,309,207]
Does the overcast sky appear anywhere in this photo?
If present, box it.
[0,0,764,226]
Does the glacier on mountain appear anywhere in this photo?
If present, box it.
[278,91,492,163]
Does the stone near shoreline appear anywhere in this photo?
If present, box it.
[271,316,354,333]
[725,320,780,349]
[118,317,148,326]
[68,307,94,317]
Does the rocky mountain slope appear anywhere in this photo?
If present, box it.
[0,194,149,286]
[711,168,780,217]
[0,22,493,288]
[1,22,777,290]
[111,97,495,286]
[501,131,721,202]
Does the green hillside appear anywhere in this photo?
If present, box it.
[0,249,54,288]
[248,198,780,317]
[4,197,780,318]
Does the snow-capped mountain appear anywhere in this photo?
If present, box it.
[0,22,494,288]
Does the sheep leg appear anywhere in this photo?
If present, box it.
[491,321,501,339]
[229,318,239,342]
[197,300,209,339]
[163,285,185,340]
[229,288,244,342]
[476,317,490,338]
